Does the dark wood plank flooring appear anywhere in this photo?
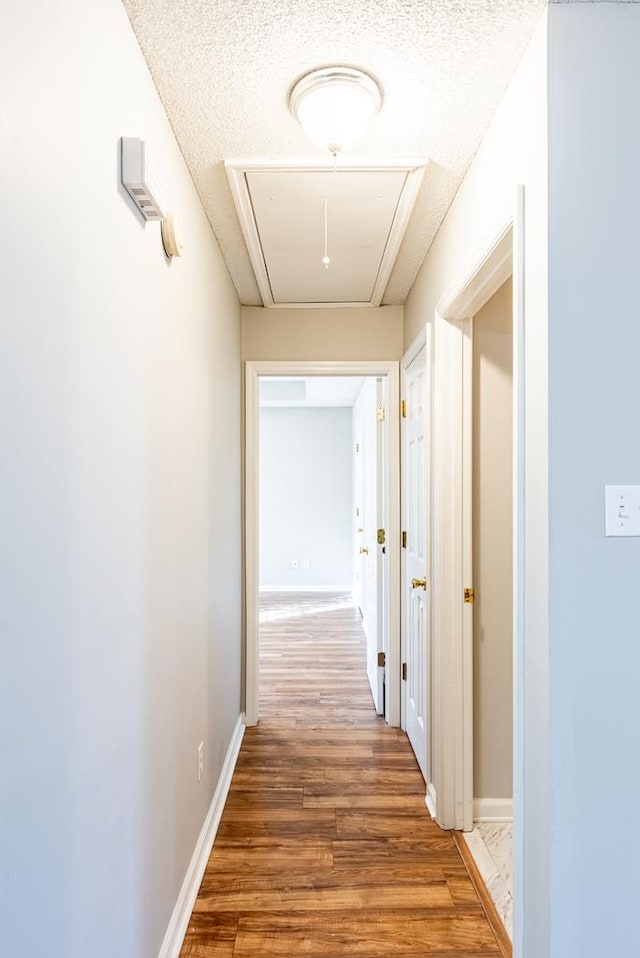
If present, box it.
[180,592,509,957]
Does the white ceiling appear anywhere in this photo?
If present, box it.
[260,377,366,407]
[122,0,546,306]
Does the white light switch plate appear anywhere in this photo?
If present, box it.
[605,485,640,536]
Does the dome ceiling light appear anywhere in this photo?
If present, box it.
[289,66,383,156]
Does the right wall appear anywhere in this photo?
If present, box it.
[406,4,640,956]
[404,13,549,957]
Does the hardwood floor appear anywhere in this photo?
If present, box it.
[180,592,510,957]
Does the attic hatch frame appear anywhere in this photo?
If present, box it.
[225,158,427,308]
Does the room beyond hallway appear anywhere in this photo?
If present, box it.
[179,593,510,957]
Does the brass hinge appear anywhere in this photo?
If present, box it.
[401,399,407,418]
[377,528,386,545]
[402,662,407,681]
[401,530,407,549]
[377,651,386,667]
[464,587,475,604]
[377,404,385,422]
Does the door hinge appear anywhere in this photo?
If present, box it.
[401,530,407,549]
[377,651,386,667]
[355,441,359,453]
[377,404,385,422]
[377,528,386,545]
[464,587,476,604]
[402,662,407,681]
[401,399,407,418]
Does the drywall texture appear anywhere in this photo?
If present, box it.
[472,279,513,801]
[547,5,640,956]
[404,15,548,955]
[122,0,545,306]
[242,306,404,361]
[259,408,353,588]
[0,2,241,957]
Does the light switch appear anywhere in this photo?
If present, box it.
[605,485,640,536]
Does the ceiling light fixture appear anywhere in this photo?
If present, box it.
[289,66,383,156]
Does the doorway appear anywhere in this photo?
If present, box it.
[464,276,514,937]
[244,361,400,728]
[429,187,524,948]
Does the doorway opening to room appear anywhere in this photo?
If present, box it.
[427,191,523,952]
[244,362,400,729]
[462,276,515,938]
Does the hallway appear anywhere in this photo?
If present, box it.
[180,593,509,957]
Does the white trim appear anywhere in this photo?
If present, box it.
[245,360,401,728]
[512,183,526,958]
[437,203,513,321]
[402,327,427,369]
[157,714,245,958]
[460,318,474,833]
[259,584,353,593]
[225,160,427,309]
[426,782,437,819]
[473,798,514,823]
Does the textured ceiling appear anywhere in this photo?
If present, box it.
[122,0,546,306]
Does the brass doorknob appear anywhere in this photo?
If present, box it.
[411,577,427,590]
[359,547,369,555]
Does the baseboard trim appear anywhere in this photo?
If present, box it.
[157,713,245,958]
[453,830,512,958]
[426,782,437,819]
[473,798,513,822]
[259,585,353,593]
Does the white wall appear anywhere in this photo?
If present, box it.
[259,408,353,589]
[404,14,548,956]
[0,3,241,957]
[547,5,640,956]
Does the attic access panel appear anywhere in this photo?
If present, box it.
[226,161,426,308]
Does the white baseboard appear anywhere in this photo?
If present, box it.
[259,585,353,593]
[425,782,437,819]
[157,713,245,958]
[473,797,513,822]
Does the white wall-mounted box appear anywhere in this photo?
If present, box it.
[120,137,166,221]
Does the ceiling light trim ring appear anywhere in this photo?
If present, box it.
[289,66,383,156]
[289,66,383,116]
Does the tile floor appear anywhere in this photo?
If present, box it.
[463,822,513,938]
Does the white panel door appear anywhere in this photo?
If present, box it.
[354,379,384,714]
[403,347,429,781]
[353,413,365,616]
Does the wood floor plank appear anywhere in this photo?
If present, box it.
[232,912,501,957]
[179,592,510,958]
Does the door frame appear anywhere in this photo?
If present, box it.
[431,185,524,922]
[244,360,401,728]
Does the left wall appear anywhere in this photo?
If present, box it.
[0,2,242,957]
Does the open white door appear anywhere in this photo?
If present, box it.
[402,343,430,782]
[353,378,384,714]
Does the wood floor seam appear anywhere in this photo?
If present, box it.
[180,592,511,958]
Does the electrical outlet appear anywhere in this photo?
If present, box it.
[197,741,204,783]
[301,558,310,568]
[291,559,299,568]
